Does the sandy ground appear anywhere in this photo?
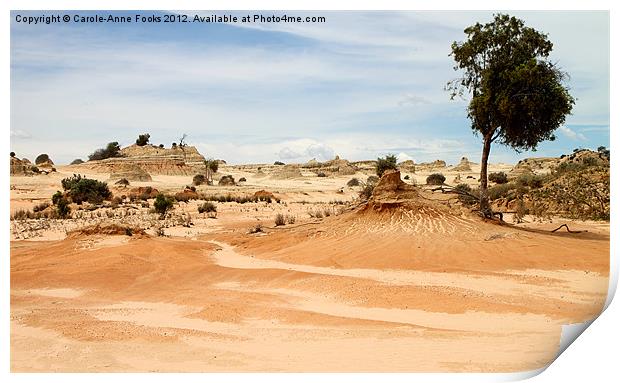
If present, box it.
[10,164,609,372]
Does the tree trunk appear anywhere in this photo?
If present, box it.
[479,135,493,217]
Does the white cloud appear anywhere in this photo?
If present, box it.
[558,125,587,141]
[10,129,31,139]
[396,152,416,163]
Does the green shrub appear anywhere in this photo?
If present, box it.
[454,184,478,206]
[193,174,206,186]
[347,178,360,187]
[376,154,397,177]
[274,213,286,226]
[426,173,446,185]
[33,202,50,212]
[61,174,111,204]
[136,133,150,146]
[52,191,63,205]
[488,172,508,184]
[154,194,174,216]
[204,159,219,173]
[56,197,71,218]
[88,142,121,161]
[198,202,217,218]
[516,174,544,189]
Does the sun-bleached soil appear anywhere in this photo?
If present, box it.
[10,164,609,372]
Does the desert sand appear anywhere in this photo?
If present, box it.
[10,160,609,372]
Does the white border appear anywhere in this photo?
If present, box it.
[2,1,617,382]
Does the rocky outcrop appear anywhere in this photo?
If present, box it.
[452,157,473,172]
[109,163,152,182]
[398,160,416,173]
[80,144,207,176]
[10,157,35,176]
[370,170,419,203]
[270,165,303,179]
[417,160,446,171]
[302,156,358,176]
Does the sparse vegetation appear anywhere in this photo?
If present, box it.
[274,213,286,226]
[115,178,130,186]
[154,194,175,217]
[426,173,446,185]
[454,184,478,206]
[70,158,84,165]
[198,202,217,218]
[33,201,50,212]
[347,178,360,187]
[61,174,112,204]
[488,172,508,184]
[88,142,122,161]
[136,133,150,146]
[193,174,206,186]
[376,154,398,177]
[286,215,296,224]
[248,223,263,234]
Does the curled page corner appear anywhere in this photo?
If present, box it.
[557,319,596,358]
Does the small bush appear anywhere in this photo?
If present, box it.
[33,201,50,212]
[159,144,164,148]
[193,174,206,186]
[31,166,40,173]
[426,173,446,185]
[487,183,522,201]
[154,194,174,216]
[454,184,478,206]
[115,178,130,186]
[317,172,327,177]
[136,133,150,146]
[488,172,508,184]
[347,178,360,187]
[359,184,375,200]
[376,154,398,177]
[52,191,63,205]
[404,175,410,180]
[35,153,50,164]
[198,202,217,218]
[70,158,84,165]
[516,174,544,189]
[56,197,71,218]
[10,152,15,158]
[239,177,247,182]
[274,161,285,165]
[61,174,111,204]
[88,142,121,161]
[249,223,263,234]
[218,175,235,186]
[286,215,296,224]
[275,213,286,226]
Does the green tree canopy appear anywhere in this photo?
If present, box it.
[447,14,575,216]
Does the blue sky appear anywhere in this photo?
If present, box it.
[10,10,609,165]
